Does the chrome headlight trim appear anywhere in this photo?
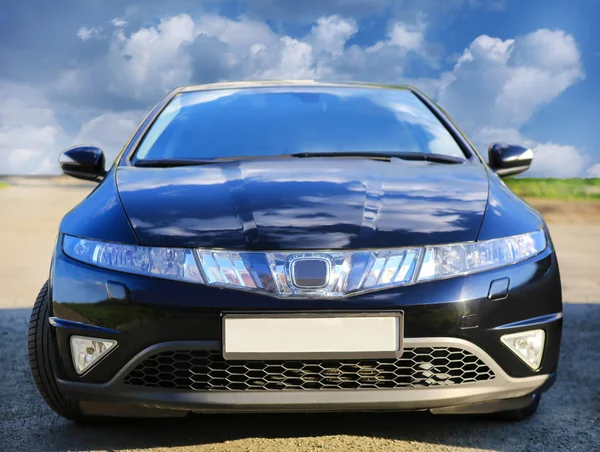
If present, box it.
[62,235,204,284]
[62,230,546,298]
[416,230,547,282]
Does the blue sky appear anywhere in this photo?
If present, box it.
[0,0,598,177]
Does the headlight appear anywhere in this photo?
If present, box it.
[62,235,203,283]
[62,230,546,297]
[417,230,547,282]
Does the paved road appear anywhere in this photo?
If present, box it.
[1,184,599,452]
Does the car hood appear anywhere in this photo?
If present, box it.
[116,159,489,250]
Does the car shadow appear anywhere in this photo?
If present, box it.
[1,302,598,451]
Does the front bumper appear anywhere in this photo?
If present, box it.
[48,241,562,414]
[56,337,555,415]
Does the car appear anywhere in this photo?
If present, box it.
[29,81,562,422]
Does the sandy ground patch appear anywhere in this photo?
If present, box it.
[526,197,600,224]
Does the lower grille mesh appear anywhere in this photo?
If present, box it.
[124,347,495,391]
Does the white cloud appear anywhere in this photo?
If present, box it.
[4,10,592,177]
[58,13,433,108]
[111,18,128,28]
[511,29,581,70]
[388,22,425,52]
[587,164,600,178]
[438,30,584,132]
[251,37,318,80]
[0,84,66,174]
[434,29,587,176]
[75,111,144,165]
[325,19,435,81]
[58,15,197,105]
[528,142,590,178]
[77,26,102,41]
[0,83,143,175]
[366,19,428,56]
[308,16,358,57]
[7,149,43,168]
[472,127,590,178]
[194,14,278,53]
[113,15,196,98]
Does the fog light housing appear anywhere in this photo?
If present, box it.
[501,329,545,370]
[70,336,117,375]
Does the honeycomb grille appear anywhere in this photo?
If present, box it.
[124,347,495,391]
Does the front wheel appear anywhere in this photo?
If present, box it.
[28,281,98,422]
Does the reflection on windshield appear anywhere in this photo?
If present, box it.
[135,87,466,161]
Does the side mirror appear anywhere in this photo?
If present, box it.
[59,146,107,182]
[488,143,533,178]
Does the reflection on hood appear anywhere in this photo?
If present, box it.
[117,158,489,250]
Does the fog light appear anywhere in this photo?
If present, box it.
[70,336,117,375]
[501,329,545,370]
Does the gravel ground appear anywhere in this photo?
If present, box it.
[0,183,598,452]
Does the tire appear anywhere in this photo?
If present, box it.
[28,281,97,422]
[496,393,541,421]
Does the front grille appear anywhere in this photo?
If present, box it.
[124,347,495,391]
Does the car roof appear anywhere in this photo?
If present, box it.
[178,80,411,93]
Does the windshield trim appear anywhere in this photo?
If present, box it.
[122,85,480,168]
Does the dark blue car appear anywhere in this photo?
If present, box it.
[29,81,562,422]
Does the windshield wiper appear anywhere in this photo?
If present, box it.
[134,158,230,168]
[135,155,295,167]
[290,152,467,164]
[135,152,467,168]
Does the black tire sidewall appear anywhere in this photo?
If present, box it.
[28,281,85,421]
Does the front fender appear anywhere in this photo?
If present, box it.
[477,169,545,241]
[59,169,138,244]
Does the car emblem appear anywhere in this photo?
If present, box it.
[290,257,330,289]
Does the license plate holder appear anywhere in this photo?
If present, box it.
[222,312,404,360]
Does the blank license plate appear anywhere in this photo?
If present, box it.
[222,313,402,360]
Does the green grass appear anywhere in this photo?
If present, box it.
[0,181,8,189]
[504,178,600,200]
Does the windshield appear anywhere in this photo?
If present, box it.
[134,87,467,161]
